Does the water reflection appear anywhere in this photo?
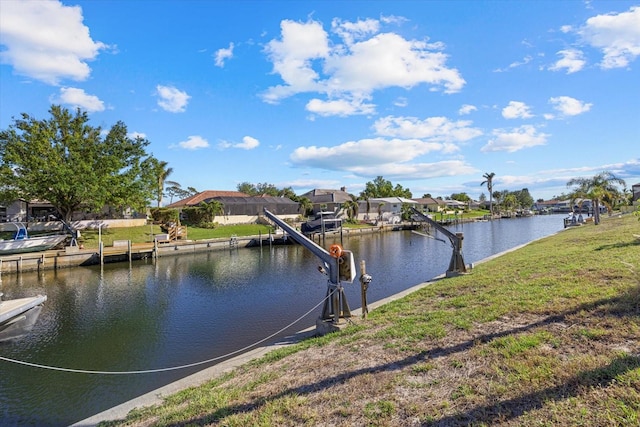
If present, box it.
[0,215,564,426]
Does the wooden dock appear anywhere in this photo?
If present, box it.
[0,234,289,275]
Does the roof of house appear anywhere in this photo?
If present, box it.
[208,196,298,205]
[413,197,445,205]
[167,190,250,208]
[300,189,353,204]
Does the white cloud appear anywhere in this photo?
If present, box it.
[502,101,533,119]
[579,6,640,69]
[509,55,533,69]
[549,96,592,116]
[129,131,146,139]
[323,32,464,94]
[494,55,533,72]
[548,49,586,73]
[331,18,380,45]
[156,85,190,113]
[481,125,549,152]
[306,97,376,117]
[236,136,260,150]
[291,137,446,169]
[54,87,105,112]
[290,135,477,180]
[218,136,260,150]
[0,0,107,85]
[262,18,465,115]
[373,115,482,144]
[394,97,408,107]
[177,135,209,150]
[214,43,234,67]
[458,104,477,115]
[262,19,329,103]
[346,160,478,180]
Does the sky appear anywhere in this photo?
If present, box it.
[1,0,639,204]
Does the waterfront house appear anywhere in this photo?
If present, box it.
[412,197,446,212]
[299,188,354,214]
[633,183,640,202]
[167,190,299,225]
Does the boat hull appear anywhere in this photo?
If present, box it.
[0,234,67,255]
[0,295,47,341]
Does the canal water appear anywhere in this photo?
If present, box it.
[0,215,565,426]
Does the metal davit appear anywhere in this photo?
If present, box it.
[263,209,369,334]
[410,207,470,277]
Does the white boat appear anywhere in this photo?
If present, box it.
[0,223,67,255]
[0,292,47,341]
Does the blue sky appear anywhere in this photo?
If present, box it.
[1,1,639,203]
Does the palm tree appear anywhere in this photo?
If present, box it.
[480,172,495,217]
[567,171,626,225]
[199,200,224,223]
[297,197,313,218]
[377,202,386,222]
[342,198,359,222]
[154,160,173,208]
[363,196,371,220]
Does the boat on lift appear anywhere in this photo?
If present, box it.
[0,222,67,255]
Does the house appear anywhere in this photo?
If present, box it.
[167,190,299,225]
[633,183,640,203]
[412,197,445,212]
[0,199,59,222]
[299,188,354,214]
[443,199,467,210]
[367,197,418,223]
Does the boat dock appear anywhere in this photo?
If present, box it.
[0,234,293,275]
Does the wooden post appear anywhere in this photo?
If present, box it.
[128,240,132,262]
[99,241,104,265]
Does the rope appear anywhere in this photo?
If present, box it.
[0,289,335,375]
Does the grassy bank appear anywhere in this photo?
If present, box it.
[103,214,639,426]
[77,223,274,249]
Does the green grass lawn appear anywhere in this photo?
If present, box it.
[77,223,275,249]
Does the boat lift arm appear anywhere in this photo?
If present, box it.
[263,209,339,284]
[410,207,467,275]
[263,208,361,325]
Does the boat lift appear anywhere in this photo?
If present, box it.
[263,209,370,333]
[410,207,469,277]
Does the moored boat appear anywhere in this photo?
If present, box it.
[0,223,67,255]
[0,292,47,341]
